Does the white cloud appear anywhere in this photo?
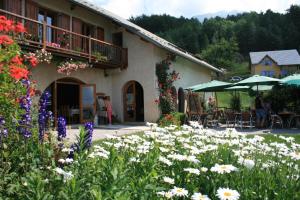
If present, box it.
[88,0,300,18]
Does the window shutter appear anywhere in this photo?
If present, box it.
[57,13,70,30]
[25,0,39,40]
[72,17,83,50]
[96,27,104,41]
[4,0,21,15]
[25,0,38,20]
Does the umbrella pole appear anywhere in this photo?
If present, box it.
[257,84,258,94]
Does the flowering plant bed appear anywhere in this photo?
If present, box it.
[57,59,89,75]
[2,123,298,199]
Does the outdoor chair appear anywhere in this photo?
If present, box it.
[237,111,253,129]
[269,114,283,129]
[205,112,219,128]
[225,111,236,128]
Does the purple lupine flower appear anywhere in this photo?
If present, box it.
[18,80,32,138]
[0,117,8,143]
[57,117,66,141]
[38,91,52,142]
[84,122,94,149]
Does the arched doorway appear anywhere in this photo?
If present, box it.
[178,87,185,113]
[44,78,96,124]
[123,81,144,122]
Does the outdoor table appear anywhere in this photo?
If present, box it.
[278,112,295,128]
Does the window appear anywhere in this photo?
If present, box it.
[263,58,272,66]
[38,10,55,43]
[281,70,288,76]
[112,32,123,47]
[261,70,275,77]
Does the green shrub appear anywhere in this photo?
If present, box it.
[158,112,186,127]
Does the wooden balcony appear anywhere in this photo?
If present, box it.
[0,9,128,69]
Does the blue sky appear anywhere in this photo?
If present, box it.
[89,0,300,19]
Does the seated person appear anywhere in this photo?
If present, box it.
[255,93,267,128]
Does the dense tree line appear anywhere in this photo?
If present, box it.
[130,5,300,71]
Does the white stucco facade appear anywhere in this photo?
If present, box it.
[28,0,217,123]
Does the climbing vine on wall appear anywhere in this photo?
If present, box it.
[155,54,180,115]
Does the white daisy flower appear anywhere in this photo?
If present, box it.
[65,158,73,163]
[201,167,208,172]
[216,188,240,200]
[58,159,65,164]
[183,168,200,175]
[170,186,189,197]
[290,151,300,160]
[211,164,238,174]
[163,176,175,184]
[191,192,211,200]
[157,191,173,199]
[238,158,255,169]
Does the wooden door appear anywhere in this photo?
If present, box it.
[80,84,96,123]
[72,17,83,51]
[124,81,136,122]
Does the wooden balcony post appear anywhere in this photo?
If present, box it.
[43,20,47,49]
[88,35,92,63]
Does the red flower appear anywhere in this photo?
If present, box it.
[9,65,29,81]
[11,55,23,66]
[3,19,13,32]
[0,35,13,45]
[154,99,159,104]
[29,56,38,67]
[14,22,26,33]
[0,16,14,33]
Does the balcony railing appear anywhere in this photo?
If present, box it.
[0,9,128,69]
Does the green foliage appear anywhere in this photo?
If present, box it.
[130,5,300,74]
[200,38,239,70]
[155,56,179,115]
[158,112,186,127]
[230,94,241,111]
[264,86,300,113]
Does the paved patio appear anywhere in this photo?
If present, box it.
[210,127,300,135]
[65,125,150,142]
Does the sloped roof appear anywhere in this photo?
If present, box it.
[249,49,300,65]
[70,0,222,73]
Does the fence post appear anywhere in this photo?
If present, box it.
[43,21,47,49]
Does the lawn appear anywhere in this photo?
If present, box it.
[248,133,300,144]
[216,91,254,109]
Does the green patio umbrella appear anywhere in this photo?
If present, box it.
[189,80,232,92]
[186,80,232,108]
[234,75,280,93]
[284,79,300,87]
[225,86,249,91]
[281,74,300,83]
